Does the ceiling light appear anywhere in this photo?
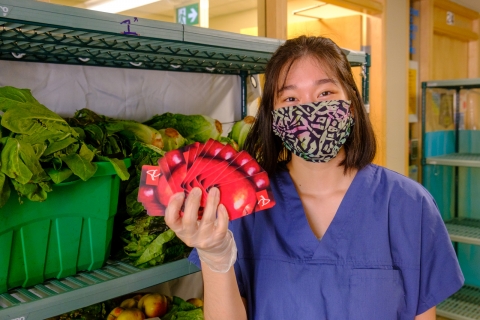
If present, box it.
[87,0,161,13]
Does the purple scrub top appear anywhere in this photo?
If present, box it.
[189,164,464,319]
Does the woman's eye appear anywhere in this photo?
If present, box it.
[285,97,296,102]
[320,91,333,97]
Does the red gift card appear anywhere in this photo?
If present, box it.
[255,189,275,211]
[143,165,162,185]
[138,139,276,220]
[138,165,167,216]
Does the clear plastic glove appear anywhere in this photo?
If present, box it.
[165,187,237,273]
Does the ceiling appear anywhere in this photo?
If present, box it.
[40,0,258,19]
[451,0,480,14]
[38,0,480,22]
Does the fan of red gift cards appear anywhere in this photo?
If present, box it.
[138,139,276,220]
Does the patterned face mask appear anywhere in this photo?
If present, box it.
[272,100,354,163]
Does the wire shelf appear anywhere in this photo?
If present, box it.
[445,218,480,246]
[0,0,366,74]
[0,259,199,320]
[426,153,480,168]
[437,285,480,320]
[0,20,270,74]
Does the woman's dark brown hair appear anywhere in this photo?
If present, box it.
[243,35,376,175]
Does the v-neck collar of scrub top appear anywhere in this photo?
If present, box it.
[275,164,377,261]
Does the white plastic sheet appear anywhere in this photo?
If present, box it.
[0,60,242,126]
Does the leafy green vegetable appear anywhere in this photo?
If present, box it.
[0,137,47,185]
[0,86,78,138]
[45,167,73,184]
[228,115,255,150]
[219,136,239,151]
[144,112,222,143]
[69,108,163,151]
[96,155,130,181]
[0,87,130,206]
[115,120,163,149]
[160,128,186,151]
[0,172,11,208]
[172,309,204,320]
[60,155,96,181]
[134,228,175,266]
[162,296,204,320]
[11,179,51,202]
[126,187,145,216]
[43,136,78,156]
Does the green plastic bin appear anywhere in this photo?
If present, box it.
[0,159,130,293]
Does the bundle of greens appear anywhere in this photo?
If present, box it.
[162,296,204,320]
[121,222,188,268]
[63,109,186,268]
[115,137,190,267]
[0,85,229,270]
[0,86,130,207]
[144,112,223,143]
[228,115,255,150]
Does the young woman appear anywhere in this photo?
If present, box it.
[165,36,464,320]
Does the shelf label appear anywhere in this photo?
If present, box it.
[120,17,139,36]
[0,4,10,17]
[176,3,199,26]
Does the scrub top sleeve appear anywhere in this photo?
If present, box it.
[416,195,464,315]
[188,248,201,269]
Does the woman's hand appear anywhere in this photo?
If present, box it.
[165,187,237,272]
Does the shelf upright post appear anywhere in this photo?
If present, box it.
[454,88,460,222]
[240,70,248,119]
[421,81,427,168]
[453,87,461,253]
[362,53,371,112]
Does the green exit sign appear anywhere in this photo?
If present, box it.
[176,3,199,26]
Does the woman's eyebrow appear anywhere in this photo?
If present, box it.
[278,78,337,93]
[315,78,337,85]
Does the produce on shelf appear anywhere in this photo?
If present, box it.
[120,294,142,308]
[117,139,189,268]
[219,136,239,151]
[160,128,187,151]
[186,298,204,308]
[162,296,204,320]
[144,113,222,143]
[46,299,118,320]
[228,115,255,150]
[114,120,164,150]
[108,307,145,320]
[51,293,204,320]
[0,86,130,206]
[0,84,253,274]
[62,108,188,268]
[139,293,170,318]
[65,108,165,152]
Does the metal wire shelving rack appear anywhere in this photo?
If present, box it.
[422,78,480,320]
